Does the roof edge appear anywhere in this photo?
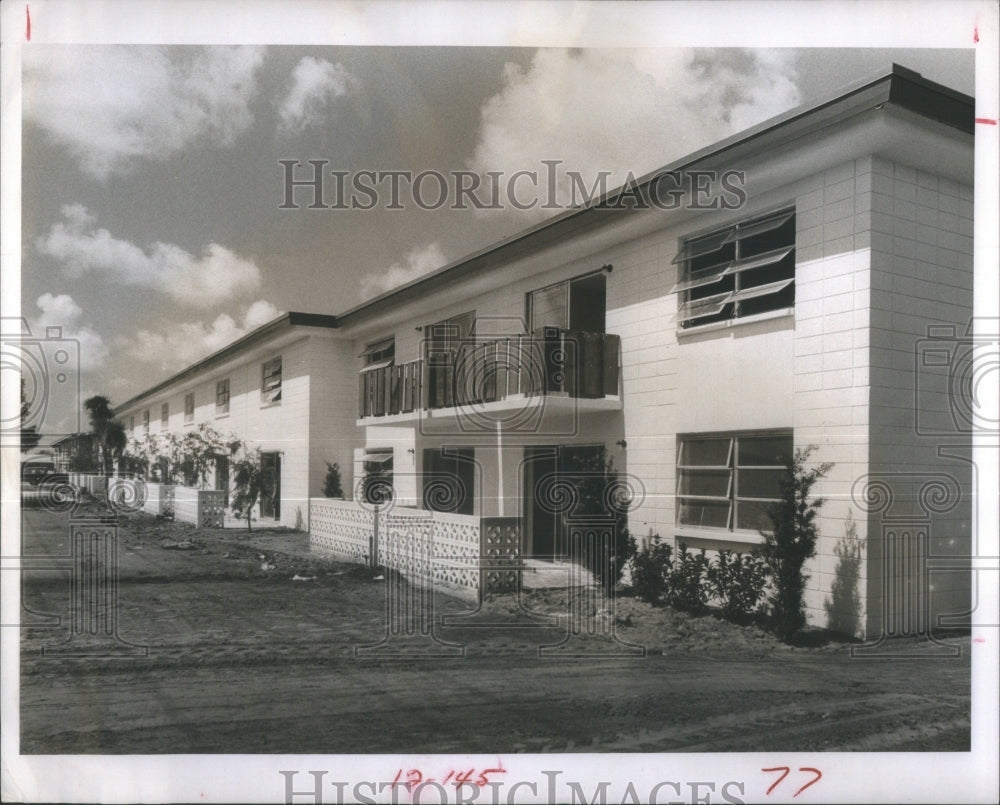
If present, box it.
[113,311,338,415]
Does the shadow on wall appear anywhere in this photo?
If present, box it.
[824,513,865,638]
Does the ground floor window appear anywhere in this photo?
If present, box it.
[676,430,792,533]
[361,449,393,506]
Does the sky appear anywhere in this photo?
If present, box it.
[18,42,974,426]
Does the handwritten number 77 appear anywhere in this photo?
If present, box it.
[762,767,822,797]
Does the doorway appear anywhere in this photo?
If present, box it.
[214,455,230,507]
[260,452,281,520]
[522,444,608,561]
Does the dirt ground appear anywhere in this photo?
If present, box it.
[18,503,971,754]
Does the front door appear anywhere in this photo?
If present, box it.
[214,455,230,507]
[423,447,475,515]
[260,452,281,520]
[524,446,560,560]
[523,444,607,561]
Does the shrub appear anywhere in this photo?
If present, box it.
[323,462,344,498]
[706,549,768,623]
[758,445,834,640]
[629,534,672,604]
[665,543,709,613]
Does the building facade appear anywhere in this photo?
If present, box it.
[116,66,975,637]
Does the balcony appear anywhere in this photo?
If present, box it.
[359,329,621,421]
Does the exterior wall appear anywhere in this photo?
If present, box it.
[864,156,974,638]
[305,335,361,509]
[792,158,876,633]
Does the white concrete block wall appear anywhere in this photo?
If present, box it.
[306,334,362,508]
[119,332,321,530]
[792,158,874,635]
[865,156,974,637]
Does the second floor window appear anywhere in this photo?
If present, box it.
[673,208,795,328]
[160,403,169,427]
[360,337,395,370]
[527,270,606,334]
[129,415,135,433]
[184,392,195,424]
[262,357,282,404]
[142,410,150,433]
[216,379,230,415]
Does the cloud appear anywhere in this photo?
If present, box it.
[23,45,265,179]
[279,57,353,133]
[359,243,447,301]
[468,48,800,215]
[119,300,282,374]
[30,293,109,372]
[37,204,263,308]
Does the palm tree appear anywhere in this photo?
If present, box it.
[83,395,119,477]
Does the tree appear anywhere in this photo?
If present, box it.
[231,446,264,531]
[323,462,344,498]
[84,395,116,476]
[20,378,42,452]
[758,445,834,641]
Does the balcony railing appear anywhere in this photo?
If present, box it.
[359,329,620,419]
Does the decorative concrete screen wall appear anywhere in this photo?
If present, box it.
[309,500,520,600]
[380,508,481,599]
[309,498,376,562]
[142,483,175,517]
[173,486,225,528]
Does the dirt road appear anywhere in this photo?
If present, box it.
[18,507,970,754]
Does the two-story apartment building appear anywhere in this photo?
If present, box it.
[116,65,975,637]
[116,313,357,529]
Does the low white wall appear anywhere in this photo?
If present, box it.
[142,483,175,517]
[174,486,225,528]
[309,499,481,599]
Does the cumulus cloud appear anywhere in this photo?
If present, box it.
[359,243,447,301]
[468,48,800,215]
[23,45,265,179]
[30,293,109,372]
[279,57,353,133]
[37,204,263,308]
[120,300,282,374]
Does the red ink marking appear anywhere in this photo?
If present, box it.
[974,637,986,643]
[794,768,822,797]
[26,5,31,41]
[975,118,998,125]
[974,26,979,43]
[762,767,791,795]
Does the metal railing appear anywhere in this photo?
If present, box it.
[359,329,620,419]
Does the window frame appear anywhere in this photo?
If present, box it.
[676,430,792,538]
[160,402,169,428]
[216,378,230,416]
[142,410,150,434]
[359,337,395,372]
[184,392,195,424]
[673,208,796,329]
[261,356,282,405]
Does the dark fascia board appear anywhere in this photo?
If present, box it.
[113,312,339,415]
[335,64,973,326]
